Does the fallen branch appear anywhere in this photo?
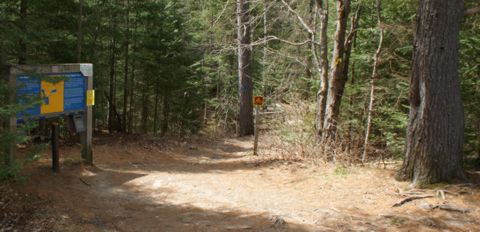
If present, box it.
[435,204,470,213]
[422,204,471,213]
[392,194,434,207]
[466,6,480,16]
[79,178,91,186]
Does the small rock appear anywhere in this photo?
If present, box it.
[418,203,434,210]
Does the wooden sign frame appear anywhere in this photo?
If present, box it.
[5,64,93,166]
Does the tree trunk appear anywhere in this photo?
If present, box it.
[18,0,27,64]
[161,93,169,137]
[237,0,254,136]
[122,0,130,133]
[315,0,329,137]
[140,81,149,134]
[108,37,117,133]
[128,50,135,134]
[262,0,268,94]
[153,87,159,135]
[362,0,383,163]
[322,0,350,143]
[76,0,83,62]
[397,0,465,186]
[128,20,138,133]
[342,6,360,88]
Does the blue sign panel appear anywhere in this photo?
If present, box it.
[16,72,87,119]
[64,73,86,111]
[16,75,41,118]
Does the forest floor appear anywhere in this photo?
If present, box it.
[1,134,480,232]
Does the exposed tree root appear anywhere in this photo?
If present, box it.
[392,195,434,207]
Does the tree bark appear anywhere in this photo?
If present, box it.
[108,37,117,132]
[315,0,329,137]
[140,80,149,134]
[76,0,83,62]
[237,0,254,136]
[153,86,159,135]
[161,92,169,137]
[18,0,27,64]
[122,0,130,133]
[128,20,138,133]
[322,0,350,144]
[397,0,466,186]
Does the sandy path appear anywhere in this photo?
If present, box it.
[14,135,480,231]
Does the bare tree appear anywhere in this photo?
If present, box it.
[362,0,384,163]
[314,0,329,137]
[321,0,350,144]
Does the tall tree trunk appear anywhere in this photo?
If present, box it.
[362,0,384,163]
[128,50,135,134]
[122,0,130,133]
[262,0,268,94]
[153,87,159,135]
[322,0,350,144]
[342,6,360,87]
[140,80,149,134]
[161,92,169,137]
[128,20,138,133]
[76,0,83,62]
[108,37,117,133]
[18,0,27,64]
[315,0,329,137]
[396,0,465,186]
[237,0,254,136]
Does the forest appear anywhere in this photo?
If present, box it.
[0,0,480,231]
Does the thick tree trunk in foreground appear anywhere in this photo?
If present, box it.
[237,0,254,136]
[322,0,350,143]
[397,0,465,186]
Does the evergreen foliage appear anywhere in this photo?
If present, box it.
[0,0,478,176]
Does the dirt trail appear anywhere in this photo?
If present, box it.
[11,135,480,231]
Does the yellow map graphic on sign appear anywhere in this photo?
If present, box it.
[40,80,64,114]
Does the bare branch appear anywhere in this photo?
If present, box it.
[466,6,480,16]
[280,0,313,34]
[211,0,231,29]
[252,35,310,46]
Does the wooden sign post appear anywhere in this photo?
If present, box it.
[253,96,264,156]
[6,64,94,170]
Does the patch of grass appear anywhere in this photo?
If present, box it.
[334,165,348,177]
[389,216,406,226]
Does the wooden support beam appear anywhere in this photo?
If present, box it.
[6,67,16,166]
[51,122,59,172]
[81,68,93,165]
